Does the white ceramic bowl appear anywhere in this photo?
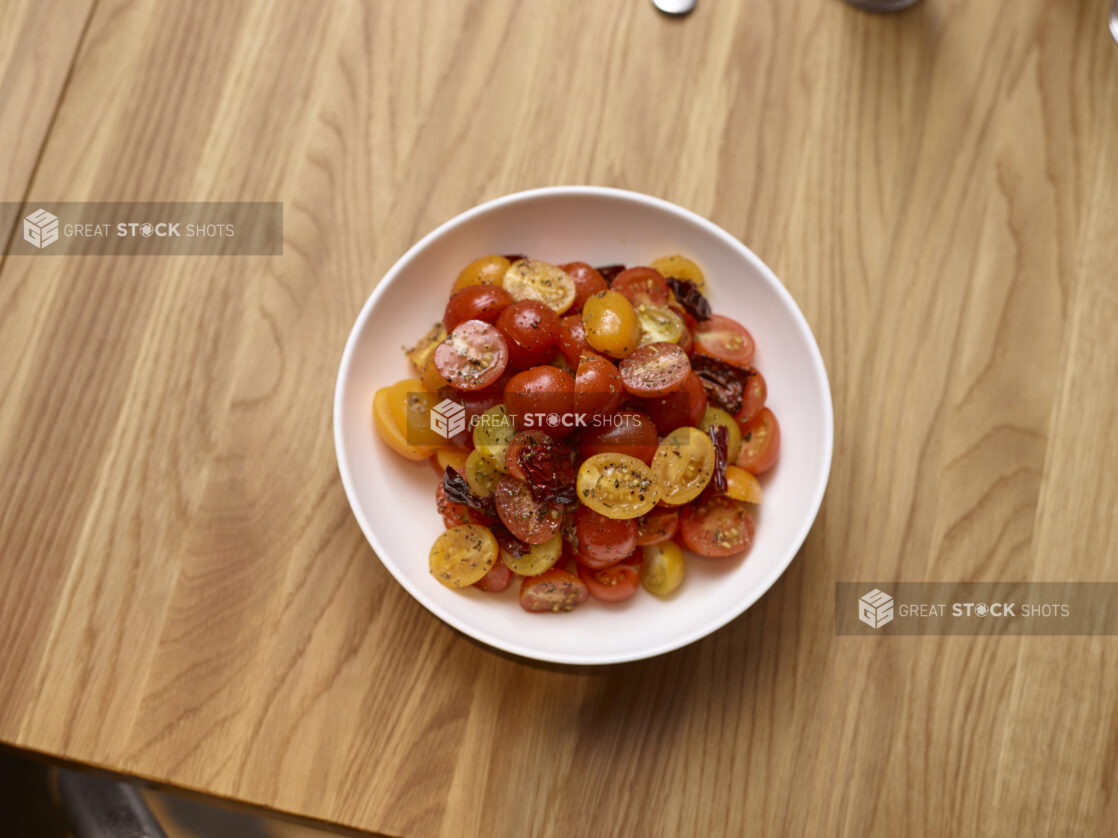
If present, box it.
[334,187,832,665]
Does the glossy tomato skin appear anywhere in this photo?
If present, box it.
[519,568,590,613]
[503,366,576,439]
[497,300,560,369]
[559,261,608,310]
[694,314,755,367]
[735,367,767,423]
[678,494,755,557]
[474,556,513,592]
[736,407,780,474]
[635,507,679,546]
[494,476,563,544]
[578,552,642,603]
[434,320,509,392]
[637,370,707,436]
[558,314,593,366]
[503,429,555,481]
[576,409,659,465]
[574,505,638,568]
[612,267,671,307]
[574,352,623,417]
[444,285,513,333]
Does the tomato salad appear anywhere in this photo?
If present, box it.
[373,254,780,613]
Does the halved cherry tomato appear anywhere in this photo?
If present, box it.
[574,352,623,416]
[725,465,762,503]
[736,407,780,474]
[453,254,510,291]
[619,342,691,398]
[494,475,563,544]
[502,259,576,314]
[464,448,500,497]
[612,267,671,307]
[473,404,516,471]
[503,366,575,439]
[637,370,707,436]
[429,525,497,588]
[736,367,767,423]
[372,386,437,461]
[496,300,559,369]
[444,284,513,333]
[637,305,685,346]
[503,430,550,480]
[430,446,469,477]
[635,508,679,546]
[519,568,589,613]
[650,426,715,505]
[678,495,755,557]
[699,407,742,462]
[559,261,608,310]
[577,453,660,519]
[557,314,593,366]
[693,314,755,367]
[576,410,659,465]
[583,290,641,359]
[499,533,563,576]
[651,254,706,291]
[640,541,686,596]
[579,551,642,602]
[434,320,509,391]
[574,505,637,568]
[474,556,513,592]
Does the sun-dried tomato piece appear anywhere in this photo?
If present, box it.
[595,264,626,285]
[443,466,497,521]
[690,355,759,416]
[708,424,728,493]
[666,277,712,322]
[516,436,577,506]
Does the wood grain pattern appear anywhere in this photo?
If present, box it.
[0,1,1116,835]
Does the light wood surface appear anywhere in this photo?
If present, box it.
[1,1,1117,835]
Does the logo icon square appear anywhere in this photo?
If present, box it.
[24,208,59,249]
[859,588,894,629]
[430,398,466,440]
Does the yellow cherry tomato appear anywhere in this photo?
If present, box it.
[372,386,437,461]
[473,404,516,472]
[637,304,685,346]
[650,426,715,505]
[641,541,685,597]
[699,407,743,462]
[501,533,562,576]
[429,525,497,588]
[650,254,706,291]
[433,446,469,476]
[453,255,511,291]
[405,323,448,391]
[464,448,500,497]
[576,453,660,519]
[582,290,641,359]
[502,259,577,313]
[725,465,762,503]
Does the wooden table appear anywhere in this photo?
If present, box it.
[2,1,1116,835]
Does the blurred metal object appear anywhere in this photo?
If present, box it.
[1110,0,1118,44]
[652,0,697,15]
[56,769,167,838]
[842,0,921,11]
